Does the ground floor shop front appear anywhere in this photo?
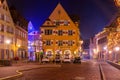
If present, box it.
[29,48,81,62]
[0,48,28,60]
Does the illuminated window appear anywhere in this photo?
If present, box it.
[7,26,14,34]
[25,34,27,38]
[53,20,60,26]
[4,25,7,32]
[64,20,69,26]
[68,40,73,46]
[58,40,63,46]
[16,30,18,36]
[58,10,61,14]
[68,30,73,35]
[6,15,10,22]
[47,22,50,25]
[46,40,51,46]
[0,24,4,32]
[0,13,1,19]
[58,30,63,36]
[45,29,52,35]
[11,37,14,44]
[21,31,22,37]
[56,20,60,26]
[6,6,7,11]
[18,30,20,36]
[0,35,4,44]
[1,14,4,20]
[10,27,14,34]
[98,37,107,44]
[3,4,5,9]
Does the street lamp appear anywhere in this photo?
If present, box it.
[6,40,11,44]
[103,46,107,50]
[109,51,112,54]
[115,47,120,51]
[17,44,21,48]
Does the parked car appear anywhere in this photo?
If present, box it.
[73,57,81,64]
[63,58,71,63]
[42,57,49,63]
[55,57,61,63]
[54,54,61,63]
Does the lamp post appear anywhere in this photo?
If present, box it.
[5,40,11,59]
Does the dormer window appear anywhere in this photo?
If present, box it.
[58,10,61,15]
[47,22,50,25]
[64,20,69,26]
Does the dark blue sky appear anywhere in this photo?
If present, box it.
[8,0,117,39]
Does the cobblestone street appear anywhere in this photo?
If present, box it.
[17,60,101,80]
[1,60,120,80]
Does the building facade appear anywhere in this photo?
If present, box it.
[106,16,120,62]
[0,0,28,60]
[89,37,96,59]
[14,26,28,59]
[94,30,108,61]
[28,31,42,61]
[89,0,120,61]
[91,0,120,62]
[28,21,42,61]
[0,0,15,60]
[82,39,90,59]
[40,3,82,60]
[10,5,28,60]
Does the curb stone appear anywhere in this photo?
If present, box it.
[99,63,106,80]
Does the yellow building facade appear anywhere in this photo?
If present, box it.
[0,0,28,60]
[10,6,28,60]
[40,3,82,59]
[0,0,15,60]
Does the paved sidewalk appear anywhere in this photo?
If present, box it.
[0,62,61,79]
[100,62,120,80]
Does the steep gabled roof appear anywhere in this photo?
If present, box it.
[42,3,76,28]
[49,3,71,20]
[9,5,28,31]
[42,18,55,27]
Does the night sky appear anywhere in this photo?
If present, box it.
[8,0,117,40]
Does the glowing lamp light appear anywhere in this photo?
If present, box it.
[115,47,120,51]
[80,41,83,44]
[74,51,76,54]
[17,44,21,47]
[6,40,11,44]
[93,49,97,54]
[103,46,107,50]
[109,51,112,54]
[28,46,31,49]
